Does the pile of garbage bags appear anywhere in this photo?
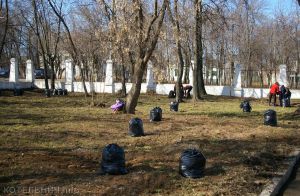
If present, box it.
[52,88,68,96]
[45,89,67,97]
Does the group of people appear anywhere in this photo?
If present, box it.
[110,82,291,113]
[172,84,193,99]
[269,82,291,107]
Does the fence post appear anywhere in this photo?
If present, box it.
[105,59,114,93]
[233,64,242,89]
[278,64,288,87]
[146,61,155,91]
[232,63,244,97]
[189,60,194,85]
[65,59,74,92]
[9,58,18,83]
[75,65,81,80]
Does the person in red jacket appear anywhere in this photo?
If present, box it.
[269,82,280,106]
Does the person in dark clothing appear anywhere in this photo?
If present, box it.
[269,82,280,106]
[183,85,193,98]
[279,85,286,107]
[283,87,292,107]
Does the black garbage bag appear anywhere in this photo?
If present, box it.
[45,89,51,97]
[168,90,176,98]
[170,101,179,112]
[100,144,128,175]
[128,118,145,137]
[13,89,23,96]
[179,149,206,178]
[264,109,277,126]
[52,89,58,96]
[63,89,68,96]
[57,89,63,96]
[150,107,162,122]
[240,100,252,112]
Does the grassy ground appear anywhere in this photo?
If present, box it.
[0,90,299,195]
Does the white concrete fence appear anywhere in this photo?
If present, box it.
[1,58,300,99]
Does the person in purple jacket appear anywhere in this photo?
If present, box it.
[111,99,125,113]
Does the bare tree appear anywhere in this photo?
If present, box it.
[48,0,89,96]
[124,0,167,114]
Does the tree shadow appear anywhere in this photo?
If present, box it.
[205,164,226,176]
[170,137,294,176]
[183,110,261,118]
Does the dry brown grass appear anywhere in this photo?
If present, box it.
[0,90,299,195]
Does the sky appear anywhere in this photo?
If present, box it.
[264,0,297,16]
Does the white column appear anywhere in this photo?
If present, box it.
[232,63,243,97]
[26,60,34,82]
[146,61,155,90]
[189,60,194,85]
[224,62,231,85]
[104,59,114,93]
[65,59,74,92]
[75,65,81,80]
[182,66,186,83]
[278,64,288,86]
[233,64,242,89]
[9,58,18,82]
[203,65,207,82]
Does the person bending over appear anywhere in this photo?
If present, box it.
[183,85,193,98]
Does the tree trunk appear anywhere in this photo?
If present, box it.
[50,60,55,89]
[259,67,264,88]
[42,55,49,90]
[121,63,127,97]
[183,51,190,84]
[296,7,299,88]
[193,0,201,100]
[193,0,206,101]
[0,0,8,61]
[118,45,127,97]
[126,62,144,113]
